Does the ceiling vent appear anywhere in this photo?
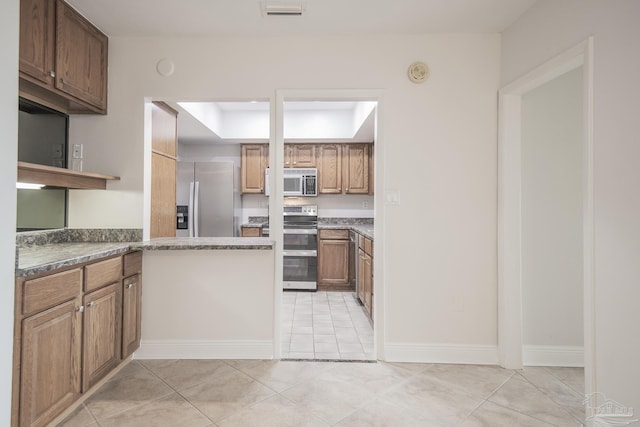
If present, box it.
[261,2,306,16]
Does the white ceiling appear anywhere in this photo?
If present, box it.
[65,0,537,37]
[169,101,376,144]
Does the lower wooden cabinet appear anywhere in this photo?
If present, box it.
[19,298,82,427]
[358,236,374,320]
[82,282,122,392]
[318,229,351,291]
[122,274,141,358]
[13,251,143,427]
[241,226,262,237]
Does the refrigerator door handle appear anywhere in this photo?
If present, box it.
[188,182,195,238]
[194,181,200,238]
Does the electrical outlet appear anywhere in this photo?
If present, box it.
[71,159,83,171]
[362,201,369,209]
[72,144,83,159]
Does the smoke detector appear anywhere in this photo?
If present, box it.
[261,2,306,16]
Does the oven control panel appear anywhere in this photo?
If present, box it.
[284,205,317,216]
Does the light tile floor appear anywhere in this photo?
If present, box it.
[281,291,375,361]
[58,360,585,426]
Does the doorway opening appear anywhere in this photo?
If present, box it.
[272,90,383,362]
[497,38,594,394]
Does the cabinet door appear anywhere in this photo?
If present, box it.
[122,274,142,358]
[317,144,342,194]
[363,253,373,316]
[20,298,82,427]
[151,153,177,238]
[19,0,56,85]
[83,283,122,392]
[151,102,177,238]
[55,0,108,111]
[343,144,370,194]
[151,102,178,157]
[357,249,366,305]
[291,145,316,167]
[318,238,350,285]
[241,144,266,193]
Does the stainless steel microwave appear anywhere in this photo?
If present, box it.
[265,168,318,197]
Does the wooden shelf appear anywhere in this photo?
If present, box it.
[17,161,120,190]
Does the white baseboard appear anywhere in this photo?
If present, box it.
[523,345,584,367]
[384,342,499,365]
[134,340,274,360]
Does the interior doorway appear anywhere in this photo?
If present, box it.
[497,38,594,394]
[272,90,383,361]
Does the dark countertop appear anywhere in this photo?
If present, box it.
[17,237,274,278]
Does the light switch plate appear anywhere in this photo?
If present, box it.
[385,189,400,206]
[72,144,83,159]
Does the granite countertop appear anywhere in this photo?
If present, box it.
[319,223,374,240]
[17,234,274,278]
[16,242,132,277]
[134,237,273,251]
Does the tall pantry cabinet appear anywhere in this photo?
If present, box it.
[150,102,178,238]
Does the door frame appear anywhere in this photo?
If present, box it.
[497,38,595,394]
[272,89,384,360]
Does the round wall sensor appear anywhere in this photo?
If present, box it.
[408,61,429,84]
[156,58,175,77]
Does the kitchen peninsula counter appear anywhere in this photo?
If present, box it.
[137,237,273,251]
[17,236,273,277]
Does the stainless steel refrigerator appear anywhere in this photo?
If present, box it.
[176,161,241,237]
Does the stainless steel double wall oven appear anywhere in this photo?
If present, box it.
[283,205,318,290]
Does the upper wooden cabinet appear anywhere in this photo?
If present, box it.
[241,144,268,194]
[240,142,373,195]
[19,0,56,86]
[343,144,370,194]
[285,144,316,168]
[317,144,342,194]
[19,0,108,114]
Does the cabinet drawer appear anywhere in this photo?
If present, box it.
[123,251,143,277]
[319,229,349,240]
[85,257,122,292]
[241,227,262,237]
[23,268,82,316]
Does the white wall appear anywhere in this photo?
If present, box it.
[503,0,640,410]
[0,0,18,423]
[521,67,584,351]
[70,33,500,361]
[138,250,275,358]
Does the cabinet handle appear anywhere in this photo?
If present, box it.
[76,306,84,313]
[126,283,136,289]
[86,301,96,308]
[61,78,67,85]
[293,161,297,165]
[48,70,55,78]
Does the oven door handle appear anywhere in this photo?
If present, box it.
[283,229,317,235]
[283,250,317,257]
